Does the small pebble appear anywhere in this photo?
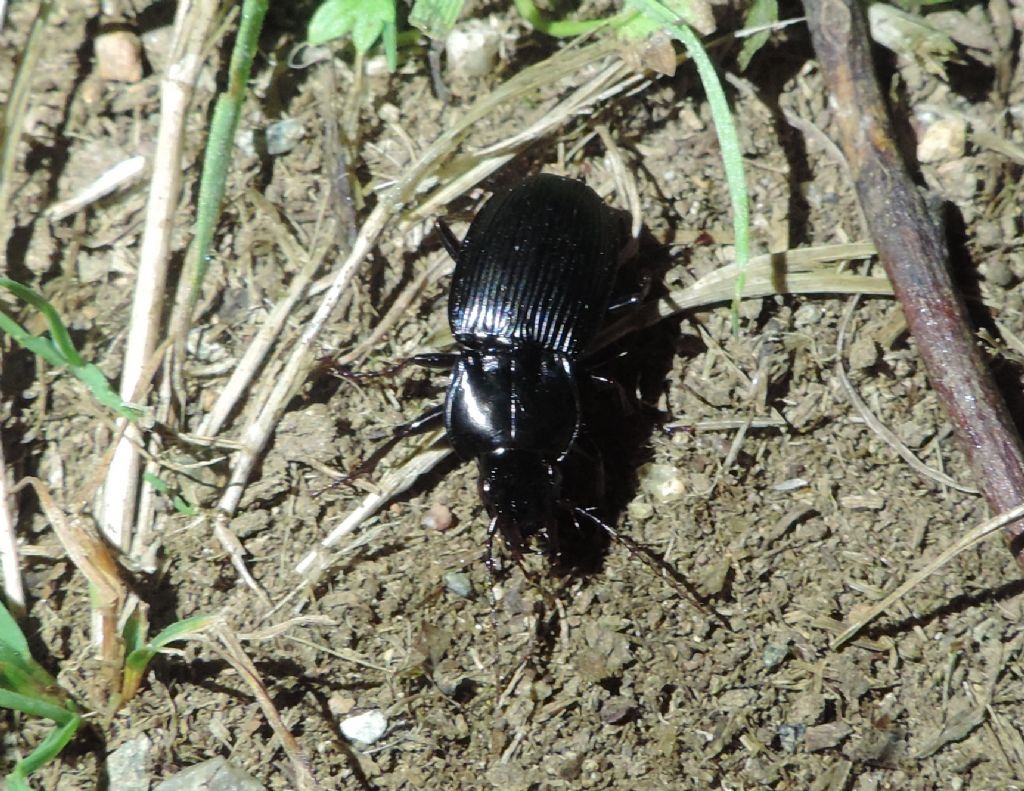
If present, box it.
[777,723,806,753]
[153,757,263,791]
[762,642,790,669]
[106,735,152,791]
[599,696,636,725]
[639,463,687,503]
[423,502,453,531]
[916,116,966,163]
[328,693,356,717]
[443,570,473,598]
[95,29,144,82]
[804,721,852,752]
[265,118,305,155]
[340,710,388,745]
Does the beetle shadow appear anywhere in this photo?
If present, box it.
[545,226,685,578]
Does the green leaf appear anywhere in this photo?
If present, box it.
[309,0,397,59]
[120,613,215,703]
[352,11,387,53]
[409,0,463,38]
[0,278,142,419]
[142,473,198,516]
[0,599,31,660]
[308,0,357,45]
[737,0,777,72]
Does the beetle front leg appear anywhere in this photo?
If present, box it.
[321,403,447,495]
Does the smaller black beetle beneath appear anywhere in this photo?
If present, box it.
[372,173,634,567]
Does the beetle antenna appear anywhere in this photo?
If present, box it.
[572,507,728,627]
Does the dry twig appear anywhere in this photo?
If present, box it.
[832,501,1024,648]
[215,627,318,790]
[100,0,219,552]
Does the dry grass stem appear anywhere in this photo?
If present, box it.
[215,627,318,791]
[213,510,267,603]
[596,124,643,238]
[294,434,449,580]
[0,430,24,613]
[15,477,127,663]
[832,501,1024,649]
[198,195,335,438]
[100,0,219,552]
[340,249,453,365]
[44,154,147,221]
[594,242,884,348]
[836,296,978,494]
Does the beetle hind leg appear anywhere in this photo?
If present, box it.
[436,218,461,261]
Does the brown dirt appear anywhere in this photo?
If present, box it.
[3,1,1024,789]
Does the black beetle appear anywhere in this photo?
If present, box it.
[395,173,626,563]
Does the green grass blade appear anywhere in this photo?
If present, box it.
[0,279,142,418]
[4,771,32,791]
[0,278,84,366]
[0,599,31,659]
[0,689,74,722]
[513,0,629,36]
[8,707,80,780]
[0,604,69,707]
[142,473,198,515]
[189,0,268,311]
[624,0,751,333]
[409,0,463,38]
[120,613,215,703]
[0,309,65,367]
[146,613,217,650]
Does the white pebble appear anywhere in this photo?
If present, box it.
[340,710,388,745]
[446,19,502,77]
[917,116,966,163]
[639,463,686,503]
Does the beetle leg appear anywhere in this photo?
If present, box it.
[574,507,724,623]
[336,352,458,383]
[585,371,635,415]
[435,218,461,261]
[390,401,446,439]
[408,351,460,370]
[605,269,652,315]
[316,402,446,496]
[485,517,499,574]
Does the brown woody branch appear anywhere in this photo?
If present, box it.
[802,0,1024,570]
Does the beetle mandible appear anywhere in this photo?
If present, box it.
[382,173,626,564]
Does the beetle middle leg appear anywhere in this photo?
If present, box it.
[333,351,458,383]
[317,402,446,495]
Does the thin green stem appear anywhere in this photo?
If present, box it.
[626,0,751,333]
[189,0,269,310]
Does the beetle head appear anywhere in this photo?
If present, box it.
[478,450,561,552]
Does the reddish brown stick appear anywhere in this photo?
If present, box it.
[802,0,1024,569]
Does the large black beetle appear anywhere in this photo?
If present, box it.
[390,173,626,563]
